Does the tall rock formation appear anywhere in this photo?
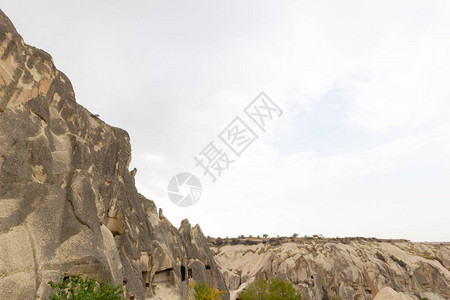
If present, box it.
[211,238,450,300]
[0,10,228,300]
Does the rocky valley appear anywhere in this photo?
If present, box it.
[0,8,449,300]
[210,237,450,299]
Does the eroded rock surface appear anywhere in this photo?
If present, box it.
[0,10,228,300]
[211,239,450,300]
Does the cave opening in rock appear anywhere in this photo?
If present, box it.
[142,271,150,289]
[188,268,193,279]
[153,268,174,284]
[106,207,124,236]
[181,266,186,281]
[205,265,213,280]
[155,267,174,274]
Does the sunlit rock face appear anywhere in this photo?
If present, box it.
[0,10,228,300]
[211,238,450,300]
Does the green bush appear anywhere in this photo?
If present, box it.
[240,278,301,300]
[48,275,123,300]
[215,237,224,246]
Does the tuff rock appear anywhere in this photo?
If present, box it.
[211,238,450,300]
[0,10,228,300]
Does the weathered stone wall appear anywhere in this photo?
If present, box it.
[0,10,228,300]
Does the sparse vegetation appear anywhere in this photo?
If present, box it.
[244,239,258,245]
[419,253,437,260]
[48,275,123,300]
[390,255,407,269]
[215,237,224,246]
[263,234,269,238]
[376,251,386,262]
[187,282,227,300]
[239,278,301,300]
[293,233,298,238]
[418,253,443,265]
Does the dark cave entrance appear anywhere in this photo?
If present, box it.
[181,266,186,281]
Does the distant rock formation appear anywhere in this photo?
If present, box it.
[0,10,228,300]
[211,238,450,300]
[373,287,414,300]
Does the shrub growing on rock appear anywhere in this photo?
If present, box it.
[48,275,123,300]
[376,251,386,262]
[390,255,407,269]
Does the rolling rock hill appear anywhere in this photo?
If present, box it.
[0,10,228,300]
[210,237,450,300]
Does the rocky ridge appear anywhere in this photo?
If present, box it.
[0,10,228,300]
[210,238,450,300]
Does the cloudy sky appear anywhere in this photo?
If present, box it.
[3,1,449,241]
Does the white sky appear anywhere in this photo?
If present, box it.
[3,1,449,241]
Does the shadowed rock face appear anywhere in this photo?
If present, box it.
[0,10,228,300]
[211,238,450,300]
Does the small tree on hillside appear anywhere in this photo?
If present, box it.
[187,282,227,300]
[240,278,301,300]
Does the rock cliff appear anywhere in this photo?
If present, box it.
[211,238,450,300]
[0,10,228,300]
